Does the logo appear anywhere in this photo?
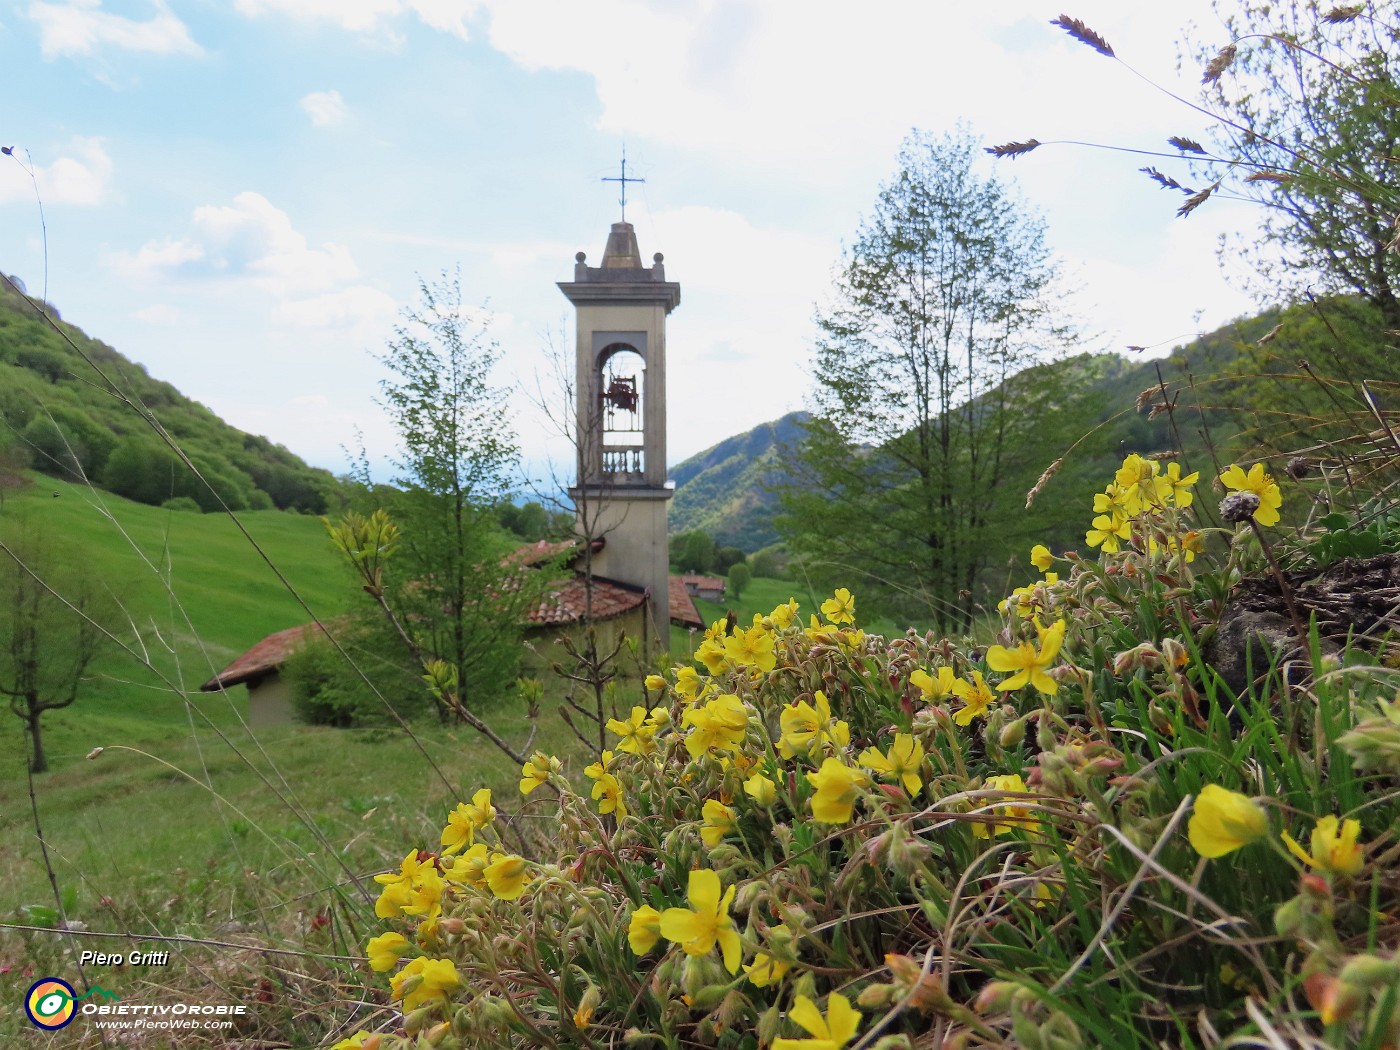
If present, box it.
[25,978,77,1030]
[24,979,120,1029]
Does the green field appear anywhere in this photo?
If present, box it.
[0,476,590,1046]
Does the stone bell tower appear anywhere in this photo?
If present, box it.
[558,221,680,641]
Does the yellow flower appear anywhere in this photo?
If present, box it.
[442,842,490,888]
[772,992,862,1050]
[374,881,413,918]
[572,985,600,1030]
[583,749,615,781]
[674,665,703,702]
[440,787,495,855]
[659,868,741,974]
[952,671,996,726]
[743,924,794,988]
[1219,463,1283,527]
[1163,462,1199,507]
[592,772,628,818]
[390,955,460,1012]
[1093,482,1131,517]
[724,623,778,672]
[821,587,856,625]
[645,673,667,691]
[484,853,531,900]
[1188,785,1268,858]
[1149,530,1205,563]
[374,849,429,888]
[1115,453,1162,514]
[519,751,561,795]
[682,693,749,759]
[700,799,737,848]
[374,859,443,921]
[910,665,956,702]
[1281,815,1364,876]
[998,573,1059,618]
[331,1032,378,1050]
[858,733,924,795]
[769,597,800,629]
[628,904,662,954]
[806,758,870,824]
[607,707,662,755]
[743,771,777,807]
[696,618,732,673]
[778,690,851,758]
[972,773,1035,838]
[1030,544,1054,571]
[986,619,1065,695]
[1086,511,1131,553]
[365,931,411,973]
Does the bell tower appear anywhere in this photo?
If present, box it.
[558,221,680,642]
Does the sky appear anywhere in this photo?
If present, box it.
[0,0,1266,489]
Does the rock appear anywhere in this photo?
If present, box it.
[1205,552,1400,695]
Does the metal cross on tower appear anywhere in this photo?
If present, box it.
[601,148,644,222]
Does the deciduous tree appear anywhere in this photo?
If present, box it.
[782,127,1074,628]
[1189,1,1400,327]
[0,528,111,773]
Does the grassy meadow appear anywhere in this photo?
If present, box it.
[0,475,594,1046]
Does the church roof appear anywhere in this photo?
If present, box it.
[524,574,649,627]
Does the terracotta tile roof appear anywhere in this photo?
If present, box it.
[525,575,648,626]
[668,575,704,629]
[200,623,326,692]
[502,537,604,569]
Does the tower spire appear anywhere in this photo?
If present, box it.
[601,146,644,222]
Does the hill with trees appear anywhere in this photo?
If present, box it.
[0,274,341,514]
[668,410,808,550]
[670,294,1393,624]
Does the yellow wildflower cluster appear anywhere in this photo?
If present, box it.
[1085,453,1199,555]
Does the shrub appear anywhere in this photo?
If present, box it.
[344,454,1399,1049]
[283,622,434,728]
[159,496,201,513]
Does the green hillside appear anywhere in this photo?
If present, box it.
[669,411,808,550]
[0,274,340,513]
[0,475,352,759]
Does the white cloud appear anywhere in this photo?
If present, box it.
[132,303,181,324]
[28,0,202,59]
[235,0,476,39]
[299,89,348,126]
[277,284,398,335]
[0,137,113,206]
[113,191,359,294]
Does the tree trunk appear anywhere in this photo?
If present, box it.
[27,708,47,774]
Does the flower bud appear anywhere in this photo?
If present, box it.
[974,980,1020,1014]
[1313,973,1367,1025]
[682,954,727,1001]
[999,716,1027,749]
[857,983,899,1009]
[1274,897,1304,937]
[1337,953,1400,990]
[426,1020,459,1049]
[1220,491,1260,523]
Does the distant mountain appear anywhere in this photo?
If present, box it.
[0,275,340,513]
[669,411,809,550]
